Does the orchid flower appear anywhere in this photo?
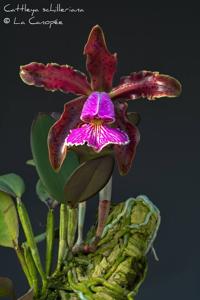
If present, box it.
[20,25,181,176]
[65,91,129,152]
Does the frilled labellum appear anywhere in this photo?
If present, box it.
[65,92,129,152]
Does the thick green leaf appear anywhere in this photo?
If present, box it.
[18,289,33,300]
[0,174,25,198]
[36,179,50,203]
[31,114,79,203]
[0,277,15,299]
[64,155,115,208]
[0,191,19,248]
[36,179,58,209]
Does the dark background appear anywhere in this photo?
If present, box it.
[0,0,199,299]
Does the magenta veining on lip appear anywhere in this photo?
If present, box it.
[65,92,129,152]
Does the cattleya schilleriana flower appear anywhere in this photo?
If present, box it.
[20,25,181,175]
[65,92,129,152]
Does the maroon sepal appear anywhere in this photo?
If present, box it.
[114,102,140,175]
[48,96,86,171]
[20,62,91,96]
[96,199,111,238]
[84,25,117,92]
[110,71,182,100]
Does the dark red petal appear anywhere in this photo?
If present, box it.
[20,62,91,96]
[84,25,117,92]
[110,71,182,100]
[114,102,140,175]
[48,96,86,171]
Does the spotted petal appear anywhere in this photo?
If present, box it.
[48,96,86,171]
[114,102,140,175]
[84,25,117,92]
[66,123,129,153]
[110,71,181,100]
[20,62,92,96]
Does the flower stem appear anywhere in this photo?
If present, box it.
[99,176,112,202]
[67,207,78,249]
[45,208,55,276]
[73,202,86,251]
[55,203,67,273]
[14,244,33,288]
[82,177,113,253]
[96,176,112,238]
[22,243,39,296]
[16,198,47,295]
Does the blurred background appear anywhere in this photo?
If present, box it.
[0,0,199,298]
